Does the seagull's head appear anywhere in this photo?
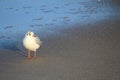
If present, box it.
[25,31,35,37]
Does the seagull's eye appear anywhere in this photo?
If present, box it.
[29,33,31,36]
[27,33,31,36]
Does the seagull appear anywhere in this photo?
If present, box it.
[23,31,42,59]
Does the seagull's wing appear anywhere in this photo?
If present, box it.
[35,36,42,45]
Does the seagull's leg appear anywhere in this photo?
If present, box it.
[27,49,31,59]
[34,50,37,59]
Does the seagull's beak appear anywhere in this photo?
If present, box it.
[33,34,36,37]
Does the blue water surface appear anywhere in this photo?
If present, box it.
[0,0,116,50]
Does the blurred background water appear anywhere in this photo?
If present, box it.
[0,0,119,50]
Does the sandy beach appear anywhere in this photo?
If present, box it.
[0,18,120,80]
[0,0,120,80]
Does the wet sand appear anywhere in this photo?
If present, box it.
[0,18,120,80]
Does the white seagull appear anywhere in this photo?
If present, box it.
[23,31,42,59]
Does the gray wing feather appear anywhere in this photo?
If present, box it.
[35,36,42,45]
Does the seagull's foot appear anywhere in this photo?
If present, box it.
[27,49,31,59]
[27,56,31,59]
